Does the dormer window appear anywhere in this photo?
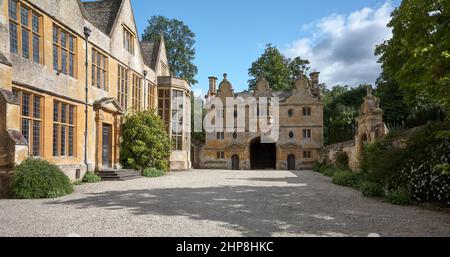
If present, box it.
[123,25,135,55]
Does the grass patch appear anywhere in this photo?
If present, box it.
[142,168,166,178]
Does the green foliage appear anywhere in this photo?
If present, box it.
[8,158,73,199]
[386,188,412,206]
[360,182,384,198]
[248,44,310,91]
[120,110,172,172]
[375,0,450,114]
[335,152,349,169]
[362,121,450,206]
[142,168,166,178]
[361,140,408,190]
[322,85,367,145]
[322,167,337,177]
[82,172,101,183]
[332,170,363,188]
[401,122,450,205]
[142,16,198,85]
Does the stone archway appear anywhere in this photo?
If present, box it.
[250,137,276,170]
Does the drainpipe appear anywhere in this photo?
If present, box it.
[83,27,91,173]
[143,70,148,109]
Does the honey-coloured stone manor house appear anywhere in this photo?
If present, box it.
[0,0,192,180]
[197,73,324,170]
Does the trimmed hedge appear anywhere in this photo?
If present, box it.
[8,158,73,199]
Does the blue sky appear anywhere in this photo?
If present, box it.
[132,0,401,94]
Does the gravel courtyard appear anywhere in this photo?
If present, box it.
[0,169,449,237]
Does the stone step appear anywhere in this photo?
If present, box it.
[98,169,142,181]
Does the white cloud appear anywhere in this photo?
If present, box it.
[284,2,394,88]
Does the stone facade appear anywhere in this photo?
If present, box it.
[0,0,191,179]
[199,73,324,170]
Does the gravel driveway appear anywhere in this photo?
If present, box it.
[0,169,449,237]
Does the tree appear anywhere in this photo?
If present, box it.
[248,44,310,91]
[142,16,198,85]
[120,110,172,172]
[323,85,368,145]
[288,57,310,84]
[375,0,450,113]
[375,73,411,125]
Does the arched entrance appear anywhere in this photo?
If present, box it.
[250,138,276,170]
[232,155,240,170]
[287,155,296,170]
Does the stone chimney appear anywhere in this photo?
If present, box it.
[208,76,218,96]
[310,72,320,89]
[309,72,321,98]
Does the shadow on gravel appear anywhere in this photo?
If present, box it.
[45,171,450,237]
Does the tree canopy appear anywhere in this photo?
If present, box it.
[323,85,368,145]
[375,0,450,113]
[142,15,198,85]
[248,44,310,91]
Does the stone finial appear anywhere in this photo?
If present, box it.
[366,85,373,96]
[223,73,228,80]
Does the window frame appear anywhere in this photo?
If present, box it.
[158,89,171,131]
[171,89,184,151]
[117,64,129,110]
[12,88,44,157]
[92,48,109,91]
[53,24,77,78]
[131,73,142,111]
[53,100,76,158]
[8,0,43,64]
[123,25,135,55]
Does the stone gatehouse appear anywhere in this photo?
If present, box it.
[0,0,192,180]
[199,73,324,170]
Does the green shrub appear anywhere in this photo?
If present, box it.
[142,168,166,178]
[401,122,450,206]
[335,152,350,169]
[361,140,408,190]
[386,188,412,205]
[8,158,73,199]
[332,170,363,188]
[120,110,171,172]
[82,172,101,183]
[323,167,337,177]
[360,182,384,197]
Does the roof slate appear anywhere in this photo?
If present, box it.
[82,0,123,35]
[140,40,161,70]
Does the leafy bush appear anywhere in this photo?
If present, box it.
[120,110,172,172]
[142,168,166,178]
[335,152,350,169]
[323,167,337,177]
[8,158,73,199]
[360,182,384,197]
[400,122,450,205]
[332,170,363,188]
[361,140,408,190]
[82,172,101,183]
[386,188,412,205]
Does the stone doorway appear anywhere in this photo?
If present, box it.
[250,138,276,170]
[102,123,112,168]
[232,155,240,170]
[287,155,296,170]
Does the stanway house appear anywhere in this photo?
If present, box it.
[0,0,192,180]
